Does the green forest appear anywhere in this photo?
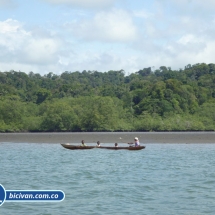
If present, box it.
[1,63,215,132]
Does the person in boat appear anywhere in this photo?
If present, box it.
[134,137,140,147]
[96,141,101,147]
[115,143,118,147]
[128,137,140,147]
[80,140,87,147]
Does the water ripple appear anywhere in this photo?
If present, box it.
[0,143,215,214]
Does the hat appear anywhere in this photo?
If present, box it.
[134,137,138,140]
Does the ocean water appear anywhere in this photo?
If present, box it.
[0,142,215,215]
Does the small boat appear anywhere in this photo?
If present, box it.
[61,144,95,150]
[99,146,145,150]
[61,144,145,150]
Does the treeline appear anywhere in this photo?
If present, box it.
[1,63,215,132]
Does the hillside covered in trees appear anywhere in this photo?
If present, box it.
[1,63,215,132]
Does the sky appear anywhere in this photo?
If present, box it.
[0,0,215,75]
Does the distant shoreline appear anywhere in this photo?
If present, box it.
[0,132,215,144]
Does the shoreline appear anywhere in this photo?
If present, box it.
[0,132,215,144]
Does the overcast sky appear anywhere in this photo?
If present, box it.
[0,0,214,75]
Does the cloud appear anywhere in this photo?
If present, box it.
[0,19,63,72]
[42,0,116,8]
[0,0,16,8]
[20,38,61,65]
[133,10,154,19]
[1,0,215,75]
[0,19,29,57]
[58,50,140,74]
[157,0,215,17]
[67,9,137,43]
[0,19,21,34]
[169,0,215,8]
[137,32,215,71]
[174,34,214,65]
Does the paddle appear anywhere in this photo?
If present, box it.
[118,137,134,145]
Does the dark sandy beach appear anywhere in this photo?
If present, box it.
[0,132,215,144]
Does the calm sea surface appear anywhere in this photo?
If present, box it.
[1,142,215,215]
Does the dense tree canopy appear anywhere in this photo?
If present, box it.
[1,63,215,132]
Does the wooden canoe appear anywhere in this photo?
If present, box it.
[61,144,95,150]
[61,144,145,150]
[99,146,145,150]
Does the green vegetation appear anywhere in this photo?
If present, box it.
[1,63,215,132]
